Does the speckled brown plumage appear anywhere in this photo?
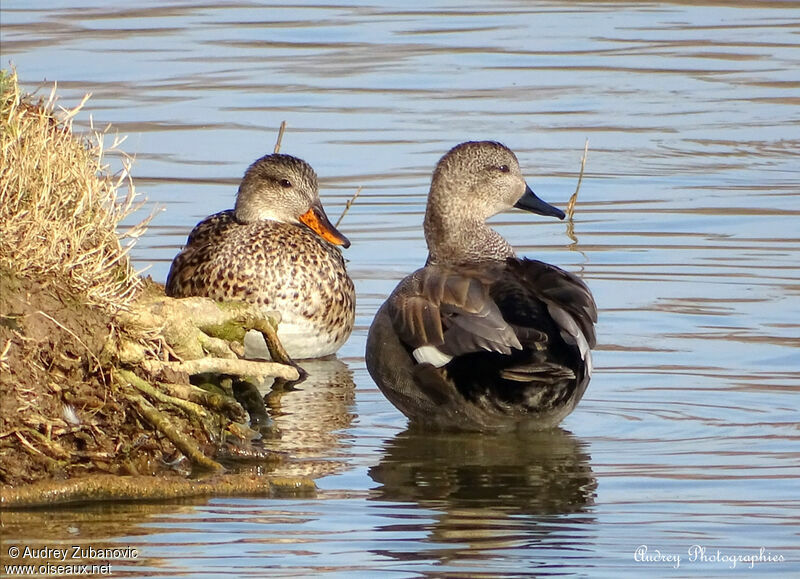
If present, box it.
[165,153,355,359]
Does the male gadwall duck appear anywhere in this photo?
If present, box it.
[366,141,596,430]
[166,153,355,359]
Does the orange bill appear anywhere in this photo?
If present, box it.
[299,204,351,248]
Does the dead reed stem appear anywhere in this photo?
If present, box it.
[273,121,287,154]
[335,186,363,228]
[566,138,589,221]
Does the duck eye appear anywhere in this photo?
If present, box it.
[279,179,292,188]
[498,165,510,173]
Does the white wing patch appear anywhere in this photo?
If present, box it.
[413,345,454,367]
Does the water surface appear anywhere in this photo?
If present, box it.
[2,1,799,576]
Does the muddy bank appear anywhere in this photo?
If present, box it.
[0,271,143,485]
[0,71,308,506]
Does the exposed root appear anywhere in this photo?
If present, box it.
[154,381,247,421]
[0,473,315,509]
[114,293,303,381]
[144,357,298,381]
[119,369,215,424]
[118,374,224,473]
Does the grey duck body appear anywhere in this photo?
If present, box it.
[166,154,355,359]
[366,141,597,431]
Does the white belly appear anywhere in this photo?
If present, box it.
[243,314,343,360]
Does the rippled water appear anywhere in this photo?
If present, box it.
[2,1,799,576]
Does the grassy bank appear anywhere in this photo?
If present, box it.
[0,71,306,504]
[0,70,156,486]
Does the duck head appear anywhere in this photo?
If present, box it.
[424,141,564,264]
[234,153,350,248]
[429,141,564,222]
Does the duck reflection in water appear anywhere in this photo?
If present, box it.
[369,428,596,562]
[231,346,357,480]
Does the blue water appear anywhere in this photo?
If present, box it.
[2,1,799,576]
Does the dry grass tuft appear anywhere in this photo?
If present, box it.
[0,70,149,312]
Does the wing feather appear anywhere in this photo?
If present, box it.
[388,265,521,356]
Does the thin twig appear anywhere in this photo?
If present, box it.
[15,431,45,457]
[0,339,11,371]
[273,121,287,154]
[19,427,70,460]
[566,139,589,221]
[35,311,105,383]
[335,186,363,228]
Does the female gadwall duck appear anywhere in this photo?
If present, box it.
[366,141,596,431]
[166,153,355,359]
